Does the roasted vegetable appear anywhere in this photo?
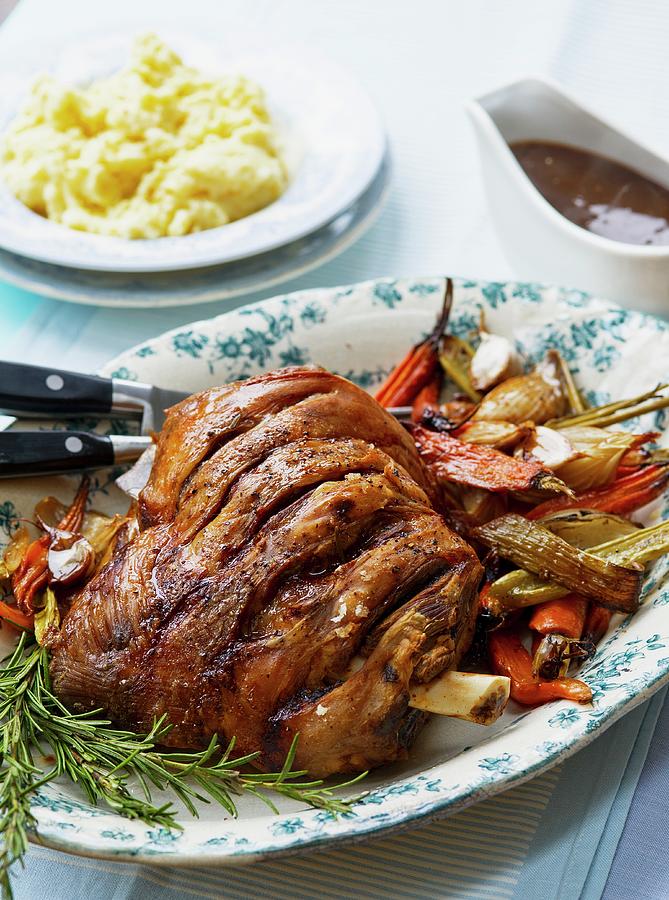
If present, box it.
[474,513,643,613]
[473,350,569,425]
[459,487,508,526]
[412,425,572,495]
[469,330,521,393]
[439,335,481,402]
[2,526,30,576]
[554,351,586,415]
[47,532,95,586]
[455,420,526,450]
[527,464,669,520]
[11,478,89,613]
[487,518,669,612]
[583,604,613,644]
[411,375,441,423]
[375,279,453,407]
[539,509,640,548]
[554,426,643,492]
[34,586,60,646]
[488,630,592,705]
[0,599,33,630]
[529,594,588,638]
[531,633,595,680]
[549,383,669,430]
[517,425,579,470]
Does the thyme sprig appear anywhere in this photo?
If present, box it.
[0,634,365,898]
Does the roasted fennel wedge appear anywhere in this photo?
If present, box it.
[474,513,643,613]
[484,518,669,612]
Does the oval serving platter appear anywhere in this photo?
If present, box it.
[2,276,669,866]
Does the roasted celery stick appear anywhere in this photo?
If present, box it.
[554,351,586,415]
[473,513,643,612]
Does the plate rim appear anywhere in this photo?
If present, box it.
[0,155,391,308]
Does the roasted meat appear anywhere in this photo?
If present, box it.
[49,367,483,776]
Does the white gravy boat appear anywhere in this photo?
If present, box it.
[467,77,669,317]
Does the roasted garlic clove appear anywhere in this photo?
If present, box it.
[517,425,580,470]
[469,331,521,392]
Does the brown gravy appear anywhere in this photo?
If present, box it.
[510,140,669,246]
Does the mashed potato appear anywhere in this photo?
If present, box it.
[0,34,287,239]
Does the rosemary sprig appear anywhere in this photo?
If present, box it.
[0,635,365,898]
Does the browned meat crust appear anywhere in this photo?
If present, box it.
[49,367,482,776]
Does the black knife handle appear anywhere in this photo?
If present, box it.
[0,361,113,418]
[0,431,114,477]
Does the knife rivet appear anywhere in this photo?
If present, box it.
[46,374,64,391]
[65,436,83,454]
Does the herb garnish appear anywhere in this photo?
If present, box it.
[0,634,365,898]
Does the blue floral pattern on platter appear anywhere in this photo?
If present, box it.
[3,276,669,867]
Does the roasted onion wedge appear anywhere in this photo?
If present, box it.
[472,350,569,425]
[455,420,526,450]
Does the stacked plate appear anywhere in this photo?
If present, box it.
[0,34,389,307]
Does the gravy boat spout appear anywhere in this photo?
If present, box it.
[467,77,669,316]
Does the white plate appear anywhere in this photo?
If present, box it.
[0,32,386,273]
[0,154,390,307]
[3,276,669,865]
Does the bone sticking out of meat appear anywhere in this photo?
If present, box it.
[408,671,510,725]
[50,367,483,777]
[345,655,510,725]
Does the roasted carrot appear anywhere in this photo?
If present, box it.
[411,375,441,423]
[0,600,34,630]
[527,464,669,520]
[615,465,642,478]
[375,279,453,407]
[583,603,612,644]
[12,477,89,613]
[531,631,542,657]
[12,535,50,615]
[412,425,570,495]
[529,594,588,639]
[489,630,592,705]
